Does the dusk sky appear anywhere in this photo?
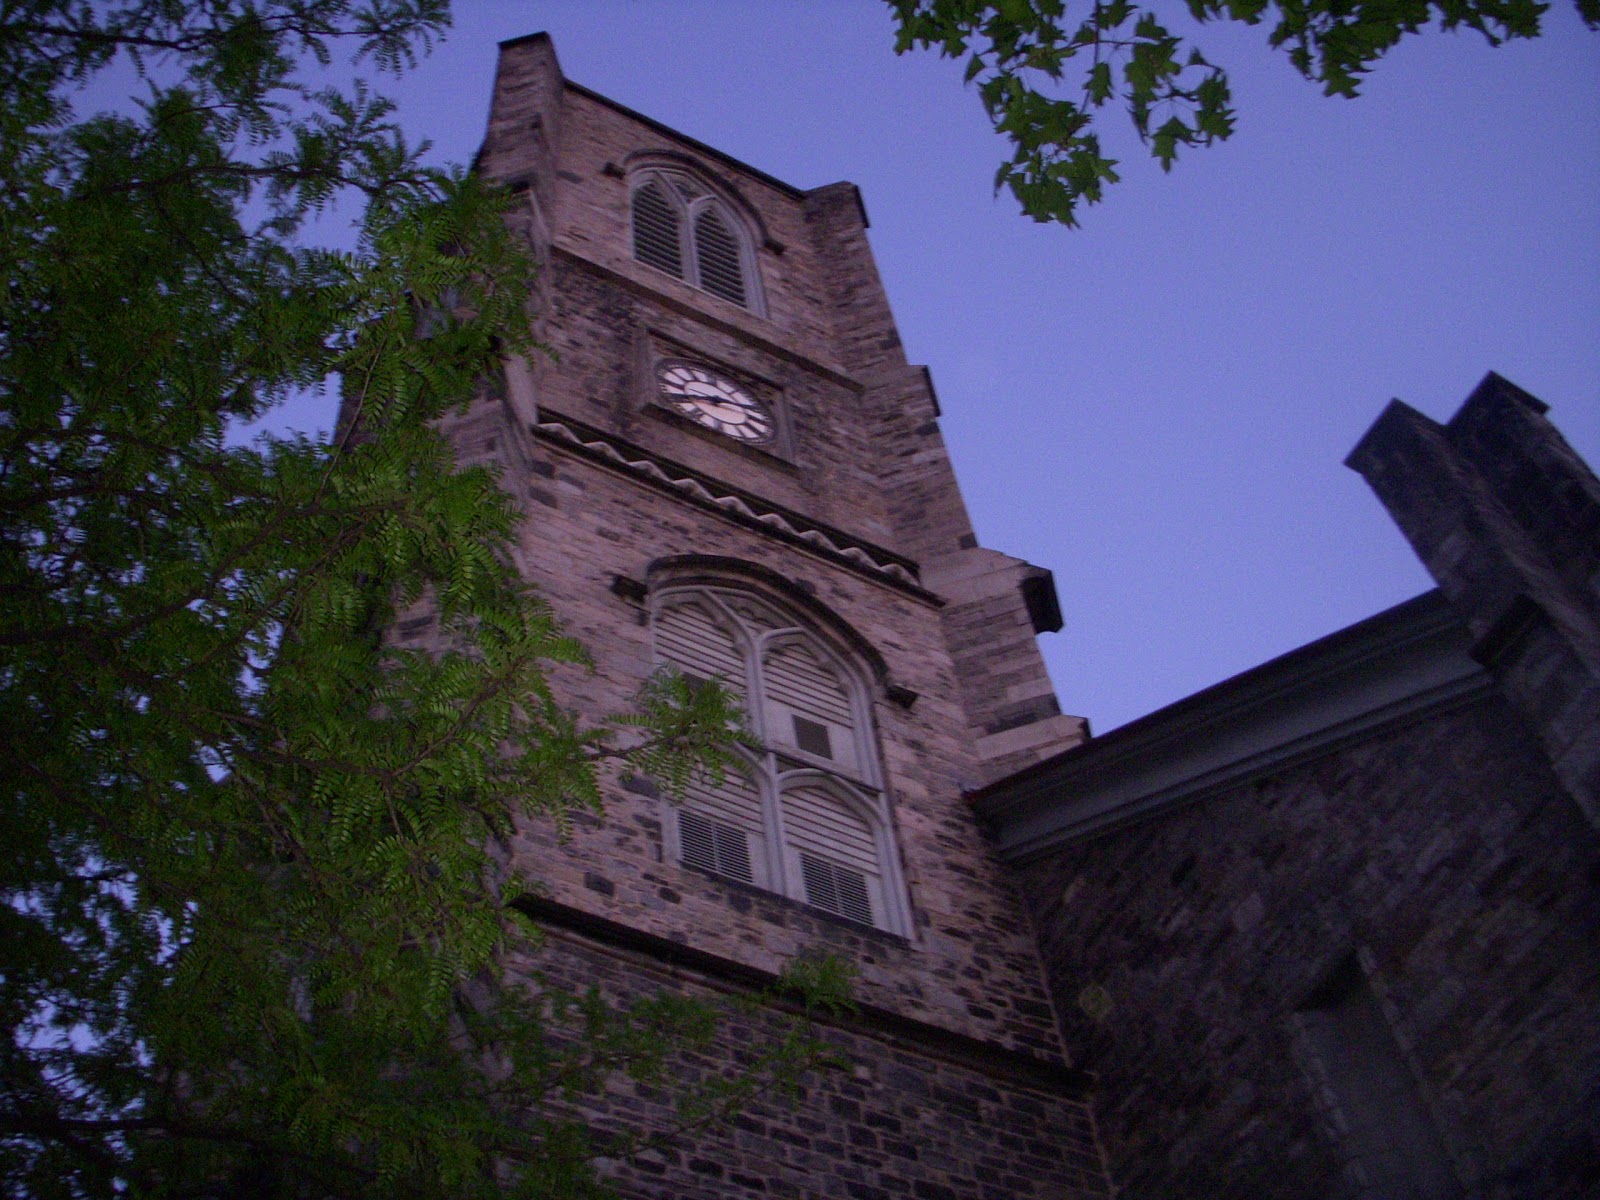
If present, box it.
[325,3,1598,732]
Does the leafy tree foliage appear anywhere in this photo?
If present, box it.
[889,0,1598,225]
[0,3,845,1195]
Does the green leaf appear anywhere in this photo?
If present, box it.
[887,0,1581,229]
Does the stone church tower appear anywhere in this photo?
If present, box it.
[404,32,1113,1199]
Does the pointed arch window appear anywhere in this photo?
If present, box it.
[652,585,910,935]
[630,169,760,311]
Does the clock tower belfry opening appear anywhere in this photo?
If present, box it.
[432,30,1109,1199]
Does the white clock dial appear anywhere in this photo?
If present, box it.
[657,360,776,445]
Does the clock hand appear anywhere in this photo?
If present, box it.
[696,399,749,421]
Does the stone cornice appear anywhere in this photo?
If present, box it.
[974,591,1493,861]
[532,416,939,603]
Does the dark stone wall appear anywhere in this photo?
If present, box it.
[1012,692,1600,1199]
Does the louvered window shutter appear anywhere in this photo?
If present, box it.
[656,602,745,696]
[765,643,850,725]
[799,853,873,926]
[678,770,764,885]
[680,810,755,884]
[693,207,747,307]
[782,784,878,925]
[632,180,683,278]
[764,641,851,764]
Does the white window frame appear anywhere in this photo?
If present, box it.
[629,168,764,315]
[652,584,911,936]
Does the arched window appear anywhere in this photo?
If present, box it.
[652,585,910,935]
[630,169,759,311]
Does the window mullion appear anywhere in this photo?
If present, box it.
[763,754,793,900]
[684,196,703,290]
[747,630,789,899]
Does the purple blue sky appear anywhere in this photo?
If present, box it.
[348,4,1597,732]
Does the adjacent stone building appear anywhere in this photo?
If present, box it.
[978,376,1600,1198]
[424,32,1599,1199]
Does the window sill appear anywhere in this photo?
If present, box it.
[678,860,912,945]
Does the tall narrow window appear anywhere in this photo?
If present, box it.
[652,584,908,935]
[628,169,759,312]
[1297,957,1462,1199]
[677,771,762,886]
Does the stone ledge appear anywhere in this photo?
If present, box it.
[512,893,1097,1101]
[532,414,942,602]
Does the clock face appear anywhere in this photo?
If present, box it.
[656,360,776,445]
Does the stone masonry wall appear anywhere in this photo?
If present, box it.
[415,394,1069,1056]
[1012,693,1600,1199]
[500,918,1112,1200]
[931,548,1088,783]
[479,34,1083,783]
[528,250,891,545]
[802,178,1086,779]
[423,33,1088,1058]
